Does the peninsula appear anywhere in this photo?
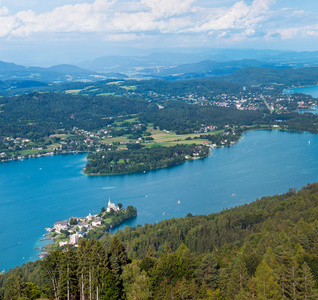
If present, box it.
[43,197,137,255]
[84,144,210,175]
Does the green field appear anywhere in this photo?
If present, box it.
[97,92,115,96]
[101,136,133,144]
[120,85,137,91]
[65,89,83,94]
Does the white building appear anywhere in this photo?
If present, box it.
[107,197,119,212]
[78,222,89,230]
[87,212,93,221]
[54,220,69,233]
[59,241,69,247]
[92,219,102,227]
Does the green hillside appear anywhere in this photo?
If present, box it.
[1,183,318,299]
[223,66,318,87]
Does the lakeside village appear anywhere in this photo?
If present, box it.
[38,198,137,258]
[0,86,317,164]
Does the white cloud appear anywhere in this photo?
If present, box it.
[187,0,276,33]
[141,0,195,18]
[0,0,318,48]
[0,0,115,37]
[106,33,144,41]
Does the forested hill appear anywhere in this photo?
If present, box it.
[1,183,318,299]
[140,100,263,134]
[0,92,154,138]
[221,66,318,86]
[101,183,318,258]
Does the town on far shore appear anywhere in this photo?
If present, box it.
[40,197,137,258]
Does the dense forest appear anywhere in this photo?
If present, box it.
[1,183,318,299]
[222,66,318,87]
[85,144,210,175]
[140,101,318,134]
[0,92,153,138]
[140,101,263,134]
[0,92,316,142]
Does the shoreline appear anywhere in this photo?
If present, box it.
[283,84,318,91]
[82,151,211,176]
[1,125,317,170]
[0,150,88,164]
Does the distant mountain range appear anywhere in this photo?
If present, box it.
[0,61,128,84]
[2,48,318,90]
[77,49,318,75]
[140,59,292,80]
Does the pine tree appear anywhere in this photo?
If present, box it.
[4,275,23,300]
[195,253,219,289]
[99,269,121,300]
[175,243,195,281]
[280,255,301,299]
[108,236,127,266]
[59,245,78,300]
[243,276,257,299]
[298,262,318,300]
[217,267,230,299]
[77,239,90,300]
[172,277,199,300]
[126,272,152,300]
[91,240,107,300]
[254,260,282,300]
[40,249,62,300]
[227,253,248,298]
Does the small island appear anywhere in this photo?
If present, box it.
[43,198,137,254]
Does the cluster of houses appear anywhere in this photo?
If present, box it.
[51,198,120,247]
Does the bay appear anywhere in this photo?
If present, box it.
[0,130,317,271]
[284,85,318,114]
[284,85,318,98]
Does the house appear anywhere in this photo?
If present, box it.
[59,241,69,247]
[54,220,69,233]
[78,222,89,230]
[92,219,102,227]
[78,231,86,238]
[70,234,79,245]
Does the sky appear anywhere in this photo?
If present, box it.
[0,0,318,66]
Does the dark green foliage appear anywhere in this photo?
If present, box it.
[99,269,121,300]
[223,66,318,87]
[298,262,318,299]
[0,92,152,138]
[69,218,77,225]
[85,144,209,175]
[108,236,128,266]
[59,245,78,300]
[40,249,62,300]
[140,100,263,134]
[195,253,219,289]
[254,260,282,299]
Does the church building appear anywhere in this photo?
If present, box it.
[107,197,119,212]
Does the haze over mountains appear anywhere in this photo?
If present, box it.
[2,48,318,85]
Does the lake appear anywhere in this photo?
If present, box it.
[284,85,318,114]
[1,130,317,271]
[284,85,318,98]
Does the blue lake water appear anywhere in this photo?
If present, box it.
[284,85,318,98]
[284,85,318,114]
[0,130,317,271]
